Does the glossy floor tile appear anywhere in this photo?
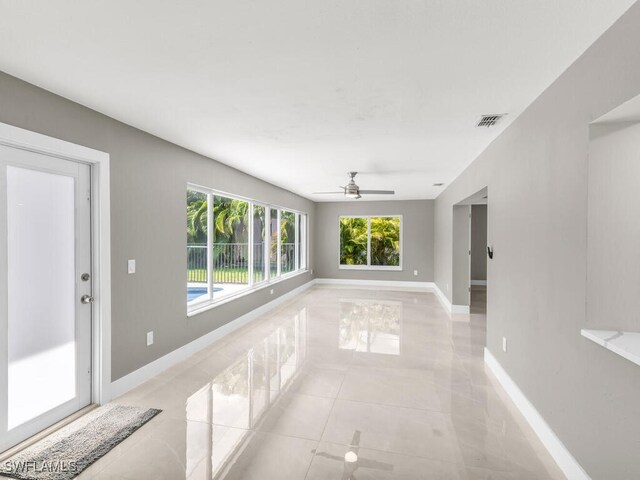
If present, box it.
[78,286,565,479]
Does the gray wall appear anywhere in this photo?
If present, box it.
[0,71,315,382]
[451,205,470,305]
[433,4,640,478]
[314,200,434,282]
[587,122,640,332]
[471,205,487,281]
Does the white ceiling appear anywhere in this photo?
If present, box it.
[0,1,635,201]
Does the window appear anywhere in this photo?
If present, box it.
[187,186,308,312]
[280,210,296,274]
[339,215,402,270]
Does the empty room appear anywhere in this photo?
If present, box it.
[1,1,639,479]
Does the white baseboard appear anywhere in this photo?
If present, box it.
[451,304,470,314]
[484,348,590,480]
[431,283,471,315]
[314,278,435,290]
[110,279,316,399]
[471,280,487,286]
[432,283,452,313]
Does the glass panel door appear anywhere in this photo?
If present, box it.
[0,145,92,452]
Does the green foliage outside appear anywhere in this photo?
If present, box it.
[187,191,298,281]
[187,191,296,245]
[339,216,400,266]
[339,217,368,265]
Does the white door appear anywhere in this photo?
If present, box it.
[0,145,92,452]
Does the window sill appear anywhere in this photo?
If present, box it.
[338,265,403,271]
[187,269,311,318]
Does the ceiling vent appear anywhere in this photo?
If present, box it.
[476,114,506,128]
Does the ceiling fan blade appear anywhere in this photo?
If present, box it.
[312,191,344,194]
[358,190,395,195]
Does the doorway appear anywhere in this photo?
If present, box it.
[0,123,111,453]
[470,204,487,314]
[451,187,488,317]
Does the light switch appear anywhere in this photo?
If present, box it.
[128,259,136,274]
[147,331,154,346]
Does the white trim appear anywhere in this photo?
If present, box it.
[451,304,470,314]
[432,282,453,313]
[471,279,487,286]
[431,281,470,315]
[0,122,111,407]
[111,279,316,398]
[314,278,434,290]
[581,329,640,367]
[484,348,591,480]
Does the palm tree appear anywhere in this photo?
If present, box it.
[340,217,368,265]
[187,191,207,244]
[370,217,400,266]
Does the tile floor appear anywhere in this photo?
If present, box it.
[80,286,564,479]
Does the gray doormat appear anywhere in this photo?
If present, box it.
[0,404,161,480]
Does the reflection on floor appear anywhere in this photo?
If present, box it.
[80,286,564,479]
[470,285,486,315]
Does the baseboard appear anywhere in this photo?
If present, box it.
[314,278,435,290]
[451,304,470,314]
[471,280,487,286]
[484,348,590,480]
[110,279,316,399]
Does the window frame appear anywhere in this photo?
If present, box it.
[187,184,309,315]
[338,215,403,271]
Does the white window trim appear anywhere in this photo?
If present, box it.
[187,184,309,315]
[0,122,112,405]
[338,214,403,271]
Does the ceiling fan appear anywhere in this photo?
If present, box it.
[313,172,395,199]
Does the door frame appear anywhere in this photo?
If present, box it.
[0,121,112,406]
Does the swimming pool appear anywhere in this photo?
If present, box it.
[187,286,222,301]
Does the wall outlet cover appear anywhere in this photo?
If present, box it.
[502,336,507,352]
[128,259,136,274]
[147,331,154,346]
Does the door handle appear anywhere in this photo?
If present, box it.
[80,295,94,304]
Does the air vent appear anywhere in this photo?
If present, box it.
[433,183,445,187]
[476,114,506,128]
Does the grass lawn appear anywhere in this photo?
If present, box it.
[188,268,263,283]
[188,267,292,283]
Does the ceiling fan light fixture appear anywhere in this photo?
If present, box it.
[345,191,360,199]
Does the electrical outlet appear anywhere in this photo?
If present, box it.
[413,270,418,276]
[446,283,449,291]
[270,289,274,295]
[128,259,136,274]
[311,269,314,275]
[147,331,154,346]
[502,336,507,353]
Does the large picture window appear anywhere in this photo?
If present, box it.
[187,185,308,312]
[339,215,402,270]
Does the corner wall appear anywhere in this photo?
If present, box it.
[434,4,640,477]
[0,71,315,382]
